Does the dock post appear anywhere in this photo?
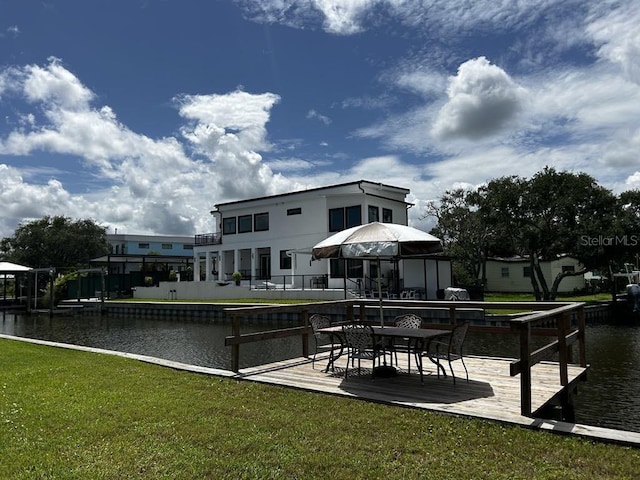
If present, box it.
[301,309,309,359]
[517,321,532,416]
[557,313,570,387]
[231,314,240,373]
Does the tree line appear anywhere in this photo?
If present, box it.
[0,216,109,269]
[425,167,640,300]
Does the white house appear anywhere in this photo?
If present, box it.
[192,180,451,299]
[483,255,586,293]
[95,233,195,275]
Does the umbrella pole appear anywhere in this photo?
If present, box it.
[377,258,383,327]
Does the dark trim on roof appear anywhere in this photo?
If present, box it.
[212,180,410,210]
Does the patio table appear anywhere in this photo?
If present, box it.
[317,325,450,380]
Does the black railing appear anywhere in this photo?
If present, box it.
[194,233,222,245]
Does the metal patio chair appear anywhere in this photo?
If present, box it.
[421,322,470,385]
[308,314,341,370]
[389,314,423,372]
[342,323,385,379]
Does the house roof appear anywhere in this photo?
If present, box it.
[211,180,411,211]
[0,261,32,272]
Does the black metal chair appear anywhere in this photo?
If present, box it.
[421,322,470,385]
[389,314,423,372]
[308,314,341,370]
[342,324,385,379]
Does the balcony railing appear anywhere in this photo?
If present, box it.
[194,233,222,246]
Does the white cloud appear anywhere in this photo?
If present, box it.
[0,60,300,237]
[432,57,526,140]
[306,109,332,125]
[237,0,564,36]
[586,2,640,83]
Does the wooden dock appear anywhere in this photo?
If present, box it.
[235,352,640,447]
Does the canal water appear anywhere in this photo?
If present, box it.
[1,311,639,433]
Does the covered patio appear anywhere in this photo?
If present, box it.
[0,261,32,307]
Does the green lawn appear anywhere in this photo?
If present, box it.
[483,292,612,303]
[1,338,638,479]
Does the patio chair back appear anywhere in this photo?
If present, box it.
[449,321,469,357]
[342,324,384,378]
[393,314,422,329]
[342,323,374,351]
[309,314,330,337]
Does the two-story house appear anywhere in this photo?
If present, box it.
[193,180,451,298]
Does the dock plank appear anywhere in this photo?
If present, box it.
[236,352,640,447]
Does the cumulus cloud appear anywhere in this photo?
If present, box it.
[431,57,526,140]
[0,59,298,237]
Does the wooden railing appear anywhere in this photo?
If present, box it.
[224,299,586,417]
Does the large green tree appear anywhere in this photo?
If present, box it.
[424,188,494,286]
[426,168,624,300]
[0,216,109,269]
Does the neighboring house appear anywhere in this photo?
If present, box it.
[483,255,586,293]
[193,180,451,299]
[91,234,195,292]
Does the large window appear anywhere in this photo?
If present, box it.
[238,215,253,233]
[329,208,345,232]
[329,205,362,232]
[222,217,236,235]
[138,243,149,249]
[280,250,292,270]
[382,208,393,223]
[346,205,361,228]
[161,243,173,250]
[254,212,269,231]
[330,258,363,278]
[501,267,510,278]
[523,266,531,277]
[368,205,379,223]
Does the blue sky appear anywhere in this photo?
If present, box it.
[1,0,639,238]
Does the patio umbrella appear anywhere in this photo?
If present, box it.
[312,222,443,326]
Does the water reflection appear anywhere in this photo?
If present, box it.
[0,313,303,370]
[1,311,639,433]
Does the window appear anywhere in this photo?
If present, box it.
[346,205,361,228]
[138,243,150,249]
[287,207,301,216]
[329,205,362,232]
[162,243,173,250]
[523,266,531,277]
[183,244,193,250]
[329,208,345,232]
[238,215,253,233]
[382,208,393,223]
[368,205,379,223]
[501,267,510,278]
[562,265,575,273]
[280,250,292,270]
[330,258,363,278]
[254,212,269,231]
[222,217,236,235]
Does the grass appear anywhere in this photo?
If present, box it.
[483,292,612,303]
[1,339,639,479]
[113,298,322,304]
